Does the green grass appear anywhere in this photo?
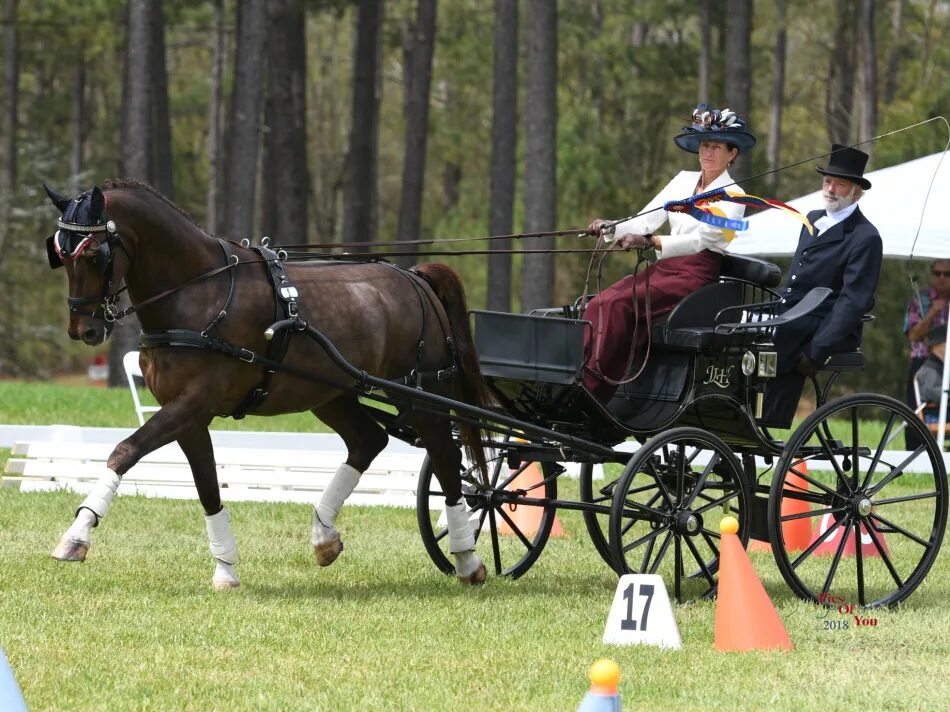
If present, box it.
[0,381,331,432]
[2,489,950,712]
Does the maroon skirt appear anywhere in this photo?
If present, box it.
[582,250,722,401]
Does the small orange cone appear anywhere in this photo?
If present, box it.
[715,516,793,652]
[813,513,888,558]
[749,460,812,553]
[498,461,565,537]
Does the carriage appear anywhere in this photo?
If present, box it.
[410,252,948,608]
[44,182,946,608]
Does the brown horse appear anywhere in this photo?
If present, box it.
[43,179,490,587]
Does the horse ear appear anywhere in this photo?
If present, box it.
[89,186,105,217]
[43,183,70,212]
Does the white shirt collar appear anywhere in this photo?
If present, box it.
[814,201,859,235]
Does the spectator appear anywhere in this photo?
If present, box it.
[915,325,947,425]
[904,260,950,447]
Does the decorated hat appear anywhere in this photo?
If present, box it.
[927,325,947,347]
[816,144,872,190]
[673,104,757,154]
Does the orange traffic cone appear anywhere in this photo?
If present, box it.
[498,461,565,537]
[813,513,888,557]
[749,460,813,553]
[576,659,622,712]
[715,516,793,652]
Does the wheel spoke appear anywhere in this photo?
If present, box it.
[850,407,860,489]
[622,523,671,555]
[674,535,683,602]
[640,528,659,572]
[865,522,905,589]
[869,512,934,549]
[790,518,840,570]
[494,505,534,549]
[861,411,897,491]
[820,515,853,596]
[488,508,502,575]
[867,446,927,496]
[683,453,719,509]
[693,488,741,515]
[646,458,676,510]
[700,529,721,557]
[648,531,674,575]
[683,534,716,587]
[874,491,940,506]
[855,522,866,607]
[676,443,686,504]
[789,464,850,502]
[781,504,847,523]
[815,427,855,495]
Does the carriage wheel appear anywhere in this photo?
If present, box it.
[769,394,947,608]
[579,462,620,571]
[416,449,558,580]
[608,427,750,602]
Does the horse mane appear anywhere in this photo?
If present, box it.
[102,178,201,230]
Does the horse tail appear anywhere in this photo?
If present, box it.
[413,262,490,479]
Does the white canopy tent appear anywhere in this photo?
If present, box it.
[728,151,950,448]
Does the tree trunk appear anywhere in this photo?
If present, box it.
[884,0,905,103]
[112,0,155,387]
[342,0,384,250]
[857,0,877,157]
[724,0,752,171]
[767,0,786,192]
[395,0,437,267]
[698,1,711,102]
[123,0,152,180]
[206,0,225,234]
[519,0,557,314]
[0,0,18,261]
[826,0,857,145]
[150,0,173,199]
[222,0,267,241]
[486,0,517,313]
[70,59,85,195]
[261,0,310,245]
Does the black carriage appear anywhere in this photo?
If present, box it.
[412,253,948,608]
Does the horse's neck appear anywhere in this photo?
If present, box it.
[109,191,221,301]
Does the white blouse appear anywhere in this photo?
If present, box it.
[607,170,746,259]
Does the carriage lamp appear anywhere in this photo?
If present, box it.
[758,351,778,378]
[741,351,756,376]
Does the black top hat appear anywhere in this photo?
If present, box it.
[816,144,872,190]
[673,104,757,154]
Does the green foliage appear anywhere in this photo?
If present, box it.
[2,0,949,397]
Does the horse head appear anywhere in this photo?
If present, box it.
[43,183,129,345]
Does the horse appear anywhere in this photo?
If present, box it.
[42,179,490,588]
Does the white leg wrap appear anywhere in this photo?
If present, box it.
[205,507,239,566]
[76,470,122,524]
[315,463,361,529]
[445,501,476,554]
[454,550,482,579]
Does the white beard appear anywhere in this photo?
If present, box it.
[823,190,856,213]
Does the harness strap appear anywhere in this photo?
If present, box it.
[230,245,302,419]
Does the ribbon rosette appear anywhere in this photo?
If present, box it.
[663,188,814,241]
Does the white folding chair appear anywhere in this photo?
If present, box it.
[123,350,160,426]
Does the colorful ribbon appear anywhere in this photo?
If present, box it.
[663,188,815,240]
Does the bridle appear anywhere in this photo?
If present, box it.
[47,201,130,326]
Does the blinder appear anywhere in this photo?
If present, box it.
[44,184,126,323]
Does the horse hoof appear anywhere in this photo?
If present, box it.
[212,578,240,591]
[457,563,487,586]
[314,536,343,567]
[52,538,88,562]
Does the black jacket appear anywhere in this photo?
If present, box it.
[774,205,884,372]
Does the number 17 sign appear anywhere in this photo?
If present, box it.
[602,574,681,649]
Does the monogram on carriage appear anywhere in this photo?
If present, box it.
[41,107,946,608]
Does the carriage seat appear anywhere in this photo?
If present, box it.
[719,253,782,288]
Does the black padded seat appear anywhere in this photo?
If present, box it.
[720,253,782,288]
[822,351,865,371]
